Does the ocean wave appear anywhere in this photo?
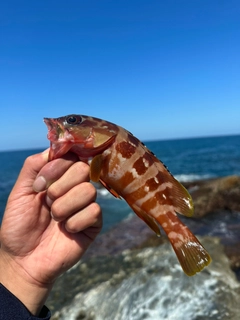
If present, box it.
[174,173,213,182]
[52,238,240,320]
[97,188,112,198]
[0,179,16,190]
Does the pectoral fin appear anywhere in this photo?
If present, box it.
[90,154,103,182]
[90,155,121,198]
[99,179,122,199]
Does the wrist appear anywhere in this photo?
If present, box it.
[0,250,53,316]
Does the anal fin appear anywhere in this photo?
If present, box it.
[131,203,161,236]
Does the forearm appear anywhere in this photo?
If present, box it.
[0,250,52,317]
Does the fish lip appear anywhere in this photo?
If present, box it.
[44,117,75,146]
[44,117,65,132]
[44,118,54,131]
[44,117,65,142]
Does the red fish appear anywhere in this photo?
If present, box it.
[44,114,211,276]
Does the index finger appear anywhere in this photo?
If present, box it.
[33,152,80,192]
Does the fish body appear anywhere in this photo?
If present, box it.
[44,114,211,276]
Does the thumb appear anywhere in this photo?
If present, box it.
[12,149,49,193]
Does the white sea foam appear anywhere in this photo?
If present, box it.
[174,173,213,182]
[53,238,240,320]
[97,188,111,197]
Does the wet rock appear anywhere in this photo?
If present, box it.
[83,213,165,260]
[47,233,164,315]
[224,243,240,273]
[184,175,240,217]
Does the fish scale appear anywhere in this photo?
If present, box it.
[44,114,211,276]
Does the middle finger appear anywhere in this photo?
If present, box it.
[50,182,97,221]
[46,161,90,206]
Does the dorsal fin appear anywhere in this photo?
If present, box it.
[169,178,194,217]
[137,142,194,217]
[153,159,194,217]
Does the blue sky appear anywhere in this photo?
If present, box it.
[0,0,240,150]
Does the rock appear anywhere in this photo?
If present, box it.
[47,224,166,315]
[51,237,240,320]
[83,213,159,260]
[184,175,240,218]
[183,176,240,271]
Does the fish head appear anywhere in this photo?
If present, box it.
[44,114,118,161]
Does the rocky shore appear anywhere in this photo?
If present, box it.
[184,175,240,271]
[184,175,240,217]
[47,175,240,319]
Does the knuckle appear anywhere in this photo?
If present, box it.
[90,202,102,217]
[47,184,59,201]
[81,182,97,200]
[51,200,65,220]
[89,202,102,227]
[74,162,90,179]
[24,154,36,167]
[65,222,78,233]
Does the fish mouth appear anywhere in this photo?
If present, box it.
[44,118,54,131]
[44,118,65,141]
[44,117,61,132]
[44,117,75,161]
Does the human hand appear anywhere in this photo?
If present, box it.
[0,149,102,315]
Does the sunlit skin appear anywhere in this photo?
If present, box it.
[44,115,211,276]
[0,150,102,315]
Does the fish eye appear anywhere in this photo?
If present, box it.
[66,115,82,125]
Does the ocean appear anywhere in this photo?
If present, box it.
[1,134,240,228]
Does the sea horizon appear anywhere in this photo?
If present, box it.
[0,132,239,153]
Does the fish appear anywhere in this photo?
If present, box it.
[44,114,211,276]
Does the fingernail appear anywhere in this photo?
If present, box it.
[41,149,49,162]
[33,176,47,192]
[50,210,59,221]
[46,195,53,207]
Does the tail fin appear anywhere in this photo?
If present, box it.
[156,211,211,276]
